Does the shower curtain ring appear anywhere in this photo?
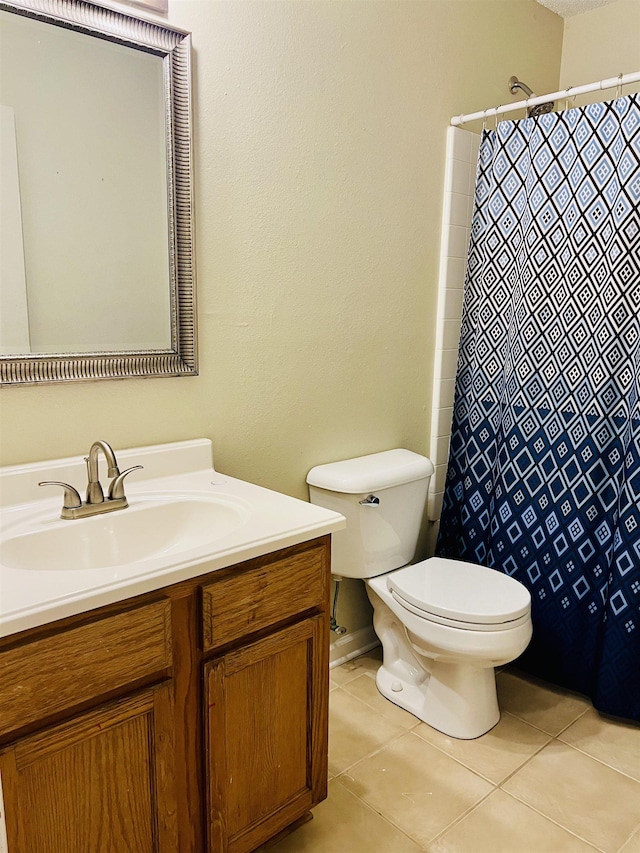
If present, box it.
[616,73,623,99]
[495,106,502,129]
[564,86,572,111]
[482,109,488,132]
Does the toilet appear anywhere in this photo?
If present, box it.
[307,449,532,739]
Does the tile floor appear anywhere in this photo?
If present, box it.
[270,648,640,853]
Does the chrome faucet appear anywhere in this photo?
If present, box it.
[39,440,142,520]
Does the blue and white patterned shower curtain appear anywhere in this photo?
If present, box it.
[437,94,640,720]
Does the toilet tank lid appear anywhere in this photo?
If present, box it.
[306,449,434,493]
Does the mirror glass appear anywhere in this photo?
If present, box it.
[0,0,196,384]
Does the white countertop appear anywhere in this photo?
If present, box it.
[0,439,345,637]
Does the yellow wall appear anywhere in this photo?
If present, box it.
[560,0,640,91]
[0,0,563,502]
[0,0,566,650]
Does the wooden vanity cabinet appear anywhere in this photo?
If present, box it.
[201,538,330,853]
[0,598,178,853]
[0,535,331,853]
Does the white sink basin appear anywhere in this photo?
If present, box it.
[0,438,346,637]
[2,493,250,572]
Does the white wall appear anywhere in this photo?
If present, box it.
[429,127,480,530]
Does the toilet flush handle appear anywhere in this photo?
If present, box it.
[359,494,380,506]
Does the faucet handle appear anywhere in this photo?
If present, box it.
[108,466,143,501]
[38,481,82,509]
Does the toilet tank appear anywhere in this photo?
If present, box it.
[306,449,433,579]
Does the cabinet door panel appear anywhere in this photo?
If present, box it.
[0,684,177,853]
[205,615,328,853]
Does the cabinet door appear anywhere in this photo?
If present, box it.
[205,614,328,853]
[0,683,177,853]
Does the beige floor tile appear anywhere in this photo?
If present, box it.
[413,711,551,784]
[329,647,382,687]
[497,669,590,735]
[342,672,420,731]
[328,686,405,776]
[619,826,640,853]
[339,730,493,847]
[430,789,598,853]
[503,740,640,853]
[266,778,422,853]
[559,707,640,781]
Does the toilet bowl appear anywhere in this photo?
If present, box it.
[368,558,532,738]
[307,449,533,739]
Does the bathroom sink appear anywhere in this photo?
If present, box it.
[0,439,346,637]
[1,493,250,573]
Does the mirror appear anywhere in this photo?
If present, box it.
[0,0,196,384]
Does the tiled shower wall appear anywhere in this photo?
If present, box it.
[428,126,480,524]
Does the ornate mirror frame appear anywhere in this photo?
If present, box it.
[0,0,197,385]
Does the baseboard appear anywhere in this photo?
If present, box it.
[329,625,379,668]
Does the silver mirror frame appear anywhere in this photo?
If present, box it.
[0,0,197,385]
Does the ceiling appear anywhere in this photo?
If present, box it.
[535,0,620,17]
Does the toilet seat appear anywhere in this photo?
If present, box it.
[387,557,531,631]
[389,589,532,631]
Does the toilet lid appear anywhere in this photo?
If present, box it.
[387,557,531,626]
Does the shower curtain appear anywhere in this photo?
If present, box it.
[437,94,640,721]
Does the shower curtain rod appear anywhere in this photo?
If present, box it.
[451,70,640,126]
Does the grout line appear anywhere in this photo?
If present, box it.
[330,775,426,851]
[491,728,554,787]
[426,785,497,850]
[336,765,453,852]
[552,736,640,784]
[494,703,589,739]
[340,674,422,732]
[410,711,553,788]
[332,722,418,778]
[497,788,607,852]
[552,703,591,736]
[330,661,379,688]
[618,825,640,853]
